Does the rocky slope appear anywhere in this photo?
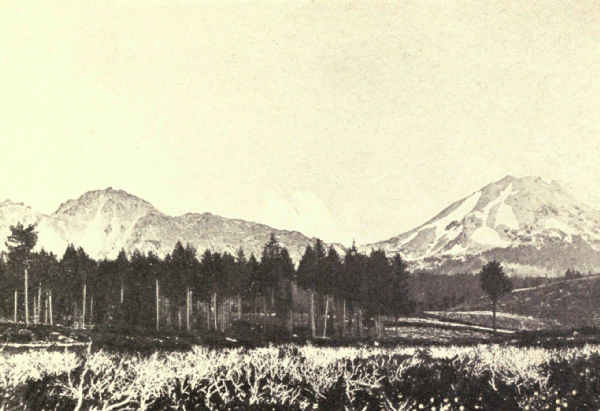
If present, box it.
[0,188,339,262]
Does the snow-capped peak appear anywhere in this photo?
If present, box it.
[362,175,600,275]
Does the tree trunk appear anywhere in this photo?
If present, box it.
[24,267,29,326]
[189,290,193,328]
[14,289,18,323]
[212,292,218,331]
[37,284,42,324]
[177,308,182,330]
[270,288,274,312]
[358,308,364,338]
[155,279,160,332]
[323,295,329,338]
[185,287,190,332]
[206,301,210,330]
[44,292,49,324]
[342,298,347,338]
[310,291,316,338]
[82,282,87,328]
[332,297,338,338]
[120,280,124,305]
[165,298,171,328]
[49,290,53,326]
[288,309,294,334]
[224,296,229,331]
[237,294,242,321]
[90,295,94,324]
[492,300,497,333]
[73,301,78,327]
[33,297,37,325]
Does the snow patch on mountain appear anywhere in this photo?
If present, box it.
[544,217,575,235]
[471,226,509,247]
[493,184,520,229]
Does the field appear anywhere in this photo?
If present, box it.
[423,311,557,331]
[2,339,600,410]
[3,313,600,410]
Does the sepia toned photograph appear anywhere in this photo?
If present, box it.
[1,1,599,409]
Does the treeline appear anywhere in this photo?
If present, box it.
[0,224,412,338]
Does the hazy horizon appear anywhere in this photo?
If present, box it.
[2,1,599,245]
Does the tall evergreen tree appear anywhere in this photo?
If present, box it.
[479,260,512,332]
[6,223,37,325]
[365,249,392,338]
[321,246,341,337]
[389,254,412,317]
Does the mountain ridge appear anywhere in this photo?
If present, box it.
[0,187,343,262]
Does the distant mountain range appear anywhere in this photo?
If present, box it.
[2,175,599,276]
[362,175,600,276]
[0,188,342,262]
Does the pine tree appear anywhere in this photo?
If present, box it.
[365,249,392,338]
[479,260,512,332]
[297,245,317,337]
[6,223,38,326]
[60,244,80,325]
[322,246,341,338]
[389,254,412,317]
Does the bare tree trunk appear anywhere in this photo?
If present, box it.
[14,289,17,323]
[24,267,29,326]
[33,297,37,325]
[189,289,193,329]
[90,295,94,324]
[237,294,242,321]
[331,297,338,338]
[287,309,294,334]
[165,298,171,328]
[310,291,316,338]
[270,288,274,312]
[120,280,124,305]
[213,292,218,331]
[224,296,230,331]
[82,282,87,328]
[177,308,182,330]
[323,295,329,338]
[155,279,160,332]
[185,287,190,332]
[358,308,364,338]
[342,298,347,338]
[206,302,210,330]
[49,290,53,326]
[38,284,42,323]
[44,292,49,324]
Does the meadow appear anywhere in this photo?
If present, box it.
[2,341,600,410]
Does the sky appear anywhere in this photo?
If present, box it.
[1,1,599,245]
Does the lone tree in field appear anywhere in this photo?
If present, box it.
[479,260,512,332]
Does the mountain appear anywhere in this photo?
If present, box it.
[0,188,341,262]
[362,175,600,276]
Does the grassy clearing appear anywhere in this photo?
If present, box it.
[424,311,553,331]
